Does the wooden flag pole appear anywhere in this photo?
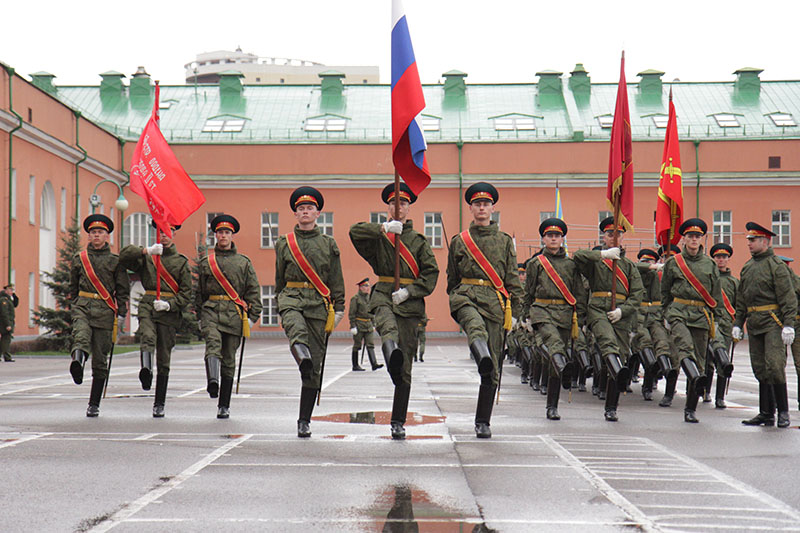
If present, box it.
[393,169,401,292]
[610,195,621,310]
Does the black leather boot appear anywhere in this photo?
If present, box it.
[550,352,574,390]
[139,350,153,390]
[657,354,675,380]
[546,376,561,420]
[367,346,383,370]
[597,367,607,400]
[469,339,495,380]
[539,362,548,395]
[713,346,734,378]
[604,377,620,421]
[520,355,529,384]
[217,376,233,419]
[70,349,88,385]
[684,387,700,423]
[86,377,104,417]
[605,353,630,392]
[290,343,314,382]
[351,348,365,371]
[681,357,708,396]
[715,376,728,409]
[475,383,496,438]
[659,371,678,407]
[641,369,654,401]
[153,374,168,418]
[742,382,776,426]
[640,347,658,376]
[629,353,641,383]
[530,355,542,391]
[297,386,317,437]
[775,383,791,428]
[382,340,404,386]
[578,366,587,392]
[391,383,411,440]
[205,357,221,398]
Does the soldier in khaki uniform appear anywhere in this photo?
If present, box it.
[0,284,15,362]
[69,214,130,417]
[415,316,427,362]
[276,187,345,438]
[734,222,797,428]
[447,182,523,438]
[573,217,644,422]
[783,257,800,410]
[120,221,192,417]
[196,215,262,419]
[707,243,738,409]
[348,278,382,371]
[524,218,586,421]
[350,183,438,440]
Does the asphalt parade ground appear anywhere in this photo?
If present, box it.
[2,338,800,532]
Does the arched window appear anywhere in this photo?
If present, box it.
[40,181,55,230]
[123,212,155,247]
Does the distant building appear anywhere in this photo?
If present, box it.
[184,48,379,85]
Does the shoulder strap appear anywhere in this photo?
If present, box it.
[536,255,577,306]
[79,251,118,313]
[674,254,717,308]
[286,232,331,300]
[602,259,630,293]
[383,232,420,278]
[721,290,735,318]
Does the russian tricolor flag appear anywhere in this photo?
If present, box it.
[391,0,431,195]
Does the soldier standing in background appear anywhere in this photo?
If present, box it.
[120,221,192,417]
[348,278,383,371]
[276,187,345,438]
[69,214,130,417]
[735,222,797,428]
[573,217,644,422]
[447,182,523,438]
[350,183,438,440]
[415,316,427,362]
[0,284,16,362]
[196,215,261,420]
[707,243,739,409]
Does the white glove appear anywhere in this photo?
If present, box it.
[153,299,170,312]
[145,243,163,256]
[350,327,358,336]
[391,288,410,305]
[382,220,403,235]
[782,326,795,345]
[600,247,620,260]
[607,308,622,323]
[731,326,743,341]
[652,262,664,271]
[334,311,344,327]
[511,317,518,329]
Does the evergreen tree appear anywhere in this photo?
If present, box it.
[33,219,81,350]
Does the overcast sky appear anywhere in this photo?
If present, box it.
[3,0,798,86]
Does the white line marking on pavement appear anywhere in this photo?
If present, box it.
[321,370,350,391]
[133,434,158,441]
[540,434,662,533]
[207,462,571,469]
[0,432,51,449]
[88,434,252,532]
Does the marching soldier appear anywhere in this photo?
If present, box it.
[707,243,739,408]
[69,214,130,417]
[120,221,192,417]
[0,284,15,362]
[660,219,724,423]
[447,182,523,438]
[196,214,261,419]
[348,278,383,371]
[734,222,797,428]
[276,187,345,438]
[524,218,586,420]
[350,183,438,440]
[784,258,800,410]
[573,217,644,422]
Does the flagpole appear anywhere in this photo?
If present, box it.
[393,169,401,292]
[611,196,620,310]
[153,81,164,301]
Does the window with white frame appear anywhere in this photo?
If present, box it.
[28,272,35,328]
[772,210,791,247]
[713,114,740,128]
[491,212,500,225]
[651,115,669,128]
[122,212,155,247]
[421,115,441,132]
[304,116,347,132]
[540,211,556,222]
[597,115,614,129]
[424,212,443,248]
[493,116,535,131]
[60,187,66,230]
[261,285,278,326]
[29,175,35,224]
[206,212,222,247]
[768,113,796,127]
[318,212,334,237]
[261,212,279,248]
[370,212,388,224]
[713,210,732,245]
[202,118,245,133]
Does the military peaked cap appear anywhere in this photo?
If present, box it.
[709,243,733,257]
[637,248,660,261]
[83,214,114,233]
[745,221,776,239]
[381,182,417,204]
[539,217,568,237]
[657,244,681,257]
[356,277,370,286]
[599,216,625,233]
[679,218,707,236]
[517,262,526,272]
[210,214,240,234]
[290,186,324,211]
[464,182,498,204]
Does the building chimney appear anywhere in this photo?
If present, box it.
[319,70,345,97]
[536,70,563,95]
[218,70,245,113]
[568,64,590,93]
[30,71,57,96]
[637,69,664,96]
[99,71,126,111]
[734,67,763,92]
[129,66,153,111]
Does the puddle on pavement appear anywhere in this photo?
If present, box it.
[363,484,495,532]
[313,411,445,426]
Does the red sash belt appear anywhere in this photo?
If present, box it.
[286,232,335,333]
[602,259,630,293]
[537,255,579,339]
[383,232,420,279]
[209,252,250,337]
[80,250,119,341]
[460,230,512,330]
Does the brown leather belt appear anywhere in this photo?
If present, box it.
[591,292,627,301]
[377,276,416,285]
[535,298,568,305]
[461,278,493,287]
[208,294,233,301]
[641,301,661,307]
[748,304,779,312]
[355,317,371,322]
[144,290,175,298]
[674,297,706,307]
[285,281,314,289]
[78,291,102,300]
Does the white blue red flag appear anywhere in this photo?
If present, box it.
[391,0,431,195]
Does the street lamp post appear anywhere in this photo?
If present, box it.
[89,179,129,249]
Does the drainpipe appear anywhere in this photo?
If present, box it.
[693,140,701,217]
[74,110,87,222]
[118,138,128,252]
[5,66,23,285]
[457,140,464,232]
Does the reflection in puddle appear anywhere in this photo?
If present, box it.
[366,484,495,532]
[313,411,445,426]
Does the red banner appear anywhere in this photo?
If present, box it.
[655,90,683,246]
[129,86,205,238]
[607,52,634,232]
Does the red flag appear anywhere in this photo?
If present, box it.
[655,89,683,246]
[129,86,205,238]
[607,52,634,232]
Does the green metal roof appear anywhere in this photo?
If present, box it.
[52,77,800,144]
